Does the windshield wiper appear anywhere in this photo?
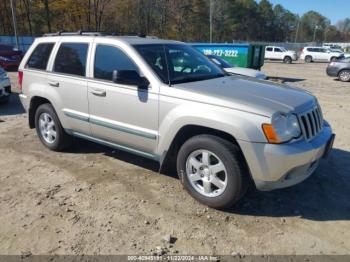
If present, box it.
[171,73,225,84]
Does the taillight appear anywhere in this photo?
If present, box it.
[18,71,23,93]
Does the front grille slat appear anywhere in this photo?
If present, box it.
[312,110,321,133]
[298,104,324,142]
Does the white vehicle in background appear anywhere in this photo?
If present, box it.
[207,55,267,80]
[300,47,344,63]
[264,46,297,64]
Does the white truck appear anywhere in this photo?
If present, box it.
[264,46,297,64]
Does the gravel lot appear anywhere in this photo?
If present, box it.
[0,61,349,256]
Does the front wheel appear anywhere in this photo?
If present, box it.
[283,56,292,64]
[339,70,350,82]
[35,103,72,151]
[330,57,338,62]
[177,135,249,209]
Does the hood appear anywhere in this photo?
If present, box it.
[224,67,267,80]
[173,76,316,117]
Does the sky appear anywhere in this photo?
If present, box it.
[264,0,350,25]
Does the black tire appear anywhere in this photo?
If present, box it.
[338,70,350,82]
[283,56,292,64]
[330,57,338,62]
[176,135,249,209]
[304,56,312,63]
[35,103,72,151]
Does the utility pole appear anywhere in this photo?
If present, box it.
[10,0,20,50]
[209,0,213,43]
[294,19,300,43]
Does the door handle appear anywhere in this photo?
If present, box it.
[90,89,106,97]
[48,81,59,87]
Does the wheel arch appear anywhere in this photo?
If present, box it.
[29,96,54,128]
[160,124,248,175]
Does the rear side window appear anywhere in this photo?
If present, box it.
[94,45,138,81]
[26,43,54,70]
[266,47,273,51]
[54,43,88,77]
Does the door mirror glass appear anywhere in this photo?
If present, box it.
[112,70,149,89]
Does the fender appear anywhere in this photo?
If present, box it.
[157,102,269,156]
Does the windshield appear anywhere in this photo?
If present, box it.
[133,44,225,85]
[207,55,233,69]
[280,47,287,52]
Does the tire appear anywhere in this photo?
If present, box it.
[176,134,249,209]
[283,56,292,64]
[304,56,312,63]
[330,57,338,62]
[35,103,72,151]
[338,70,350,82]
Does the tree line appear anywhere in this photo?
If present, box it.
[1,0,350,43]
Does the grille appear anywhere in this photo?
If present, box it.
[298,105,323,141]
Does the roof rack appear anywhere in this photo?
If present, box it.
[43,30,159,39]
[43,30,107,37]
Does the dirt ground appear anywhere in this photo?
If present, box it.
[0,61,349,256]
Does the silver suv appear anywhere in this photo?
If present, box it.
[19,32,335,208]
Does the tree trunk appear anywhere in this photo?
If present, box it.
[43,0,51,32]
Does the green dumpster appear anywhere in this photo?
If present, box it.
[191,43,265,70]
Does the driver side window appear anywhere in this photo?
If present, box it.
[94,45,138,81]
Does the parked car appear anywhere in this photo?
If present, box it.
[326,57,350,82]
[207,55,267,80]
[331,50,350,58]
[264,46,297,63]
[19,33,335,208]
[300,47,344,63]
[0,44,23,70]
[0,66,11,103]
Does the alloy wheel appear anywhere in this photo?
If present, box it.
[185,149,228,198]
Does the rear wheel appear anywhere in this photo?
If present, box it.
[305,56,312,63]
[177,135,249,209]
[283,56,292,64]
[35,103,72,151]
[339,70,350,82]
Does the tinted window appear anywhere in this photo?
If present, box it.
[274,48,282,52]
[94,45,138,81]
[26,43,54,70]
[54,43,88,76]
[266,47,273,51]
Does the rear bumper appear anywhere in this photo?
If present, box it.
[238,125,334,191]
[326,66,339,77]
[19,93,29,111]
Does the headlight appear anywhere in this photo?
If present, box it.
[262,113,301,144]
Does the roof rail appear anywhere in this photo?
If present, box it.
[43,30,106,37]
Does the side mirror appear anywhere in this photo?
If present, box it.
[112,70,149,89]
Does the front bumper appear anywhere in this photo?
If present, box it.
[326,66,339,77]
[0,77,11,101]
[239,125,334,191]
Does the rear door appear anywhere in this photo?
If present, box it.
[47,38,92,135]
[265,47,273,59]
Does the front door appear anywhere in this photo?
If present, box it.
[87,43,158,156]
